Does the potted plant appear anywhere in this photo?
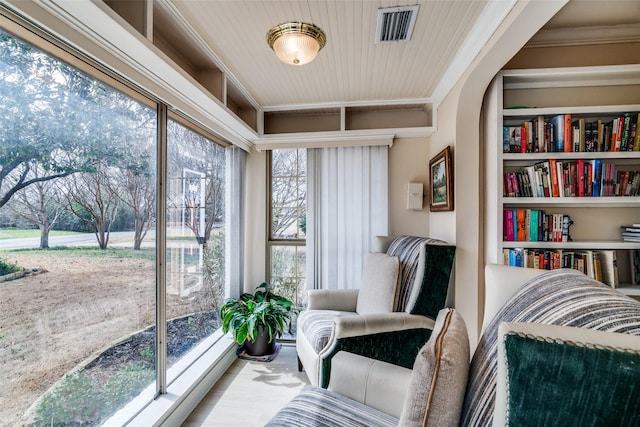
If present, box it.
[220,282,297,356]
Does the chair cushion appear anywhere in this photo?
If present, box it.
[461,269,640,426]
[266,385,398,427]
[495,322,640,427]
[404,243,456,319]
[399,308,469,427]
[385,235,453,318]
[356,253,400,315]
[298,309,355,353]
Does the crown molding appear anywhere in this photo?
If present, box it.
[526,23,640,48]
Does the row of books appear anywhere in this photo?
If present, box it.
[503,112,640,153]
[504,248,640,287]
[503,248,624,287]
[621,224,640,243]
[504,159,640,198]
[504,210,572,242]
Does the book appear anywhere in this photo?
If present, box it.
[593,251,603,282]
[633,114,640,151]
[530,210,539,242]
[563,114,572,152]
[599,250,619,288]
[591,159,602,197]
[536,115,545,152]
[561,214,573,243]
[551,114,565,152]
[503,210,515,241]
[516,209,526,241]
[502,127,510,152]
[631,249,640,285]
[548,158,559,197]
[576,159,585,197]
[621,113,632,151]
[572,118,583,152]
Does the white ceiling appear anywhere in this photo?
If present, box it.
[152,0,640,114]
[156,0,498,109]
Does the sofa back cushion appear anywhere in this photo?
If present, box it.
[356,253,400,315]
[461,269,640,426]
[399,308,469,427]
[385,235,455,319]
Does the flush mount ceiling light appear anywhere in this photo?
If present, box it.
[266,22,326,65]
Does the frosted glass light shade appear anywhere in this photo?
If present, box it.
[267,22,326,66]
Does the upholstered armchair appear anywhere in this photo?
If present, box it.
[296,235,456,387]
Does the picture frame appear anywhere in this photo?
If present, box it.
[429,146,453,211]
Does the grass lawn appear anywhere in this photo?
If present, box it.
[0,229,84,240]
[5,246,156,261]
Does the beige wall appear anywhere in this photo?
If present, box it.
[506,42,640,69]
[388,137,430,237]
[430,0,569,347]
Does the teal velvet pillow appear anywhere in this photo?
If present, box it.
[495,322,640,427]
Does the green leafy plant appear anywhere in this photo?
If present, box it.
[0,257,21,276]
[140,346,155,364]
[220,282,297,345]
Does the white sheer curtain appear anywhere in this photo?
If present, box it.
[306,145,389,290]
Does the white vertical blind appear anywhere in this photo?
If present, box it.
[307,145,389,290]
[225,146,246,299]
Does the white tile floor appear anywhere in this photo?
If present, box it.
[181,343,309,426]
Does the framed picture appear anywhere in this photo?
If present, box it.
[429,146,453,211]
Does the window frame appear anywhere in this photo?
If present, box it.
[266,149,307,307]
[0,10,241,424]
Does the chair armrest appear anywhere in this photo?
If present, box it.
[328,351,412,419]
[331,312,436,340]
[318,313,436,388]
[307,289,359,311]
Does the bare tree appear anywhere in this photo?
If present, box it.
[6,166,67,248]
[168,122,225,247]
[65,166,121,249]
[271,149,306,238]
[119,166,155,250]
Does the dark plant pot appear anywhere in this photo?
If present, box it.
[244,326,277,356]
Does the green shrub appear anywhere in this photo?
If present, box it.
[34,364,154,426]
[0,257,21,276]
[34,371,100,426]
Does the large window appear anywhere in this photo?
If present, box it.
[0,23,235,426]
[166,119,227,378]
[268,149,307,314]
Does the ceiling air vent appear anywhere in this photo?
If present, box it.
[375,5,420,43]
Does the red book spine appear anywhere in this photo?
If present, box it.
[564,114,572,152]
[516,209,526,241]
[504,210,515,241]
[549,158,559,197]
[577,159,585,197]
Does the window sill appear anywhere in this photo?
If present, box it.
[104,330,238,426]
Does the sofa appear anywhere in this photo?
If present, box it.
[296,235,456,387]
[267,265,640,426]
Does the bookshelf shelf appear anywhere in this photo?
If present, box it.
[503,152,640,161]
[503,104,640,119]
[501,197,640,208]
[502,240,640,250]
[486,65,640,292]
[617,285,640,297]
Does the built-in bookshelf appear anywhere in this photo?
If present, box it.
[485,65,640,296]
